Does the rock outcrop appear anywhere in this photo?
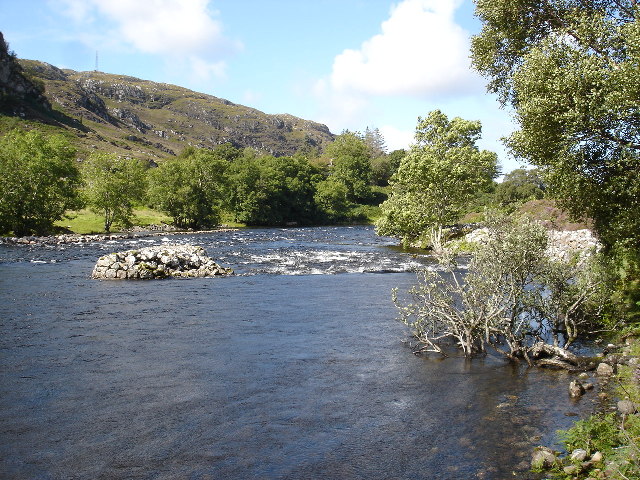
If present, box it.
[0,32,52,114]
[91,244,232,279]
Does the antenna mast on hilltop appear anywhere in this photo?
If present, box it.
[95,51,99,72]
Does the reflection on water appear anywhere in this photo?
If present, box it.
[0,227,592,479]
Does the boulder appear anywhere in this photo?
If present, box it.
[596,363,614,376]
[617,400,637,415]
[92,244,232,279]
[570,449,588,462]
[569,380,586,398]
[531,446,558,470]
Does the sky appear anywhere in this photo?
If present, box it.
[1,0,522,172]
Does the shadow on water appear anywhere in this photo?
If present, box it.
[0,227,595,479]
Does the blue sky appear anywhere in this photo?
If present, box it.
[1,0,521,172]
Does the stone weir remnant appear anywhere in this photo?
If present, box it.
[92,244,232,279]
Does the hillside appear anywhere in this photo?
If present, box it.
[0,36,334,162]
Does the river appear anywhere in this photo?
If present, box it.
[0,226,593,479]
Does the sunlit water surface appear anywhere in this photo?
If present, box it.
[0,226,593,479]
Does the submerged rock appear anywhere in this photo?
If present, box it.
[92,244,232,279]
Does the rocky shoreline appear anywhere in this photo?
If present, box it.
[0,226,239,246]
[532,337,640,477]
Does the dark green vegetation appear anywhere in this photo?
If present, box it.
[82,153,147,232]
[0,129,82,236]
[472,0,639,324]
[472,0,640,253]
[0,125,400,235]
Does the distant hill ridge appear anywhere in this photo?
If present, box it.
[0,33,335,161]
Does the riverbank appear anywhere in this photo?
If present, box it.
[0,225,239,246]
[533,335,640,478]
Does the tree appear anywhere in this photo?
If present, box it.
[148,148,228,229]
[82,153,147,232]
[324,132,373,203]
[371,149,406,187]
[394,214,606,364]
[471,0,640,251]
[495,168,545,208]
[226,154,320,226]
[0,129,82,236]
[376,110,498,244]
[364,126,387,158]
[313,178,350,222]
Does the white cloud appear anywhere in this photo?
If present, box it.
[327,0,481,98]
[54,0,240,83]
[379,125,414,152]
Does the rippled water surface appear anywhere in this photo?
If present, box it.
[0,226,592,479]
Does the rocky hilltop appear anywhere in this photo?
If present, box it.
[0,32,335,161]
[0,33,52,116]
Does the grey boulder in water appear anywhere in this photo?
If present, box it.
[92,244,232,279]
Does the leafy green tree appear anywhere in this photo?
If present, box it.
[371,149,406,187]
[82,153,147,232]
[324,132,373,203]
[0,129,82,236]
[227,154,320,225]
[495,168,545,208]
[313,178,350,222]
[376,110,498,244]
[148,148,228,229]
[471,0,640,251]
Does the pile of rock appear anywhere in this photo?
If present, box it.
[91,244,232,279]
[546,229,600,261]
[462,227,600,260]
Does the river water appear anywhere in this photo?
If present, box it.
[0,226,594,479]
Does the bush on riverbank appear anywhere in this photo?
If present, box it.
[394,213,608,363]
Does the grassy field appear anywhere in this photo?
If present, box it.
[55,208,172,234]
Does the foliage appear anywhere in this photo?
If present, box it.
[495,168,545,209]
[324,131,373,203]
[609,246,640,324]
[559,414,622,458]
[313,178,350,222]
[227,154,320,226]
[371,149,406,187]
[363,126,387,158]
[376,110,498,244]
[0,128,82,236]
[471,0,640,252]
[148,147,228,230]
[82,153,147,232]
[394,214,606,359]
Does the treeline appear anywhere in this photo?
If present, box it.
[0,127,405,236]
